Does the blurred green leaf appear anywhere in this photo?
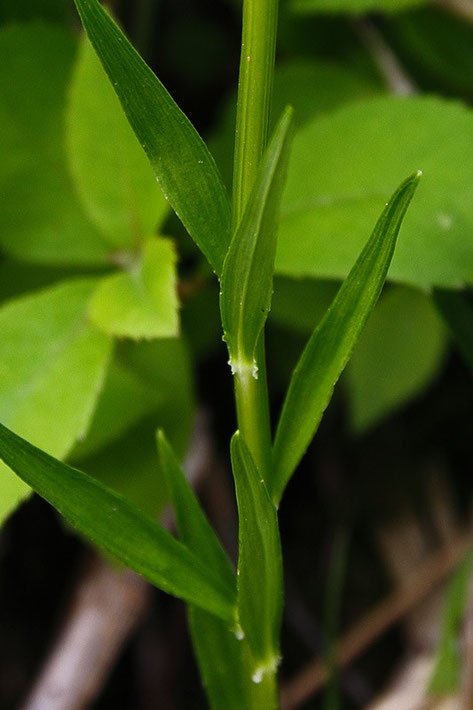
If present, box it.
[210,58,382,190]
[345,286,446,432]
[0,24,109,264]
[220,108,293,377]
[118,338,195,459]
[271,172,420,505]
[388,7,473,99]
[288,0,429,14]
[429,551,473,695]
[89,238,179,340]
[230,433,282,675]
[157,429,235,591]
[434,289,473,375]
[67,36,168,248]
[0,279,112,525]
[271,277,340,334]
[0,0,69,23]
[0,422,237,622]
[277,96,473,288]
[71,360,161,462]
[73,0,231,274]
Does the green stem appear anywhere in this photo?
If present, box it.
[232,0,280,706]
[232,0,279,482]
[233,0,279,226]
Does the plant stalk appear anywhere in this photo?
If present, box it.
[232,0,280,707]
[232,0,279,483]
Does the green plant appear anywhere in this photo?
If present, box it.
[0,0,422,706]
[6,0,473,707]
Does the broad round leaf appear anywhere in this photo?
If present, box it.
[277,96,473,288]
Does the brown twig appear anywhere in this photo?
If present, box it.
[20,410,217,710]
[353,18,417,96]
[281,529,473,710]
[461,565,473,709]
[436,0,473,22]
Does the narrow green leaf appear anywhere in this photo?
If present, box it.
[89,238,179,340]
[220,108,293,377]
[188,608,251,710]
[271,172,421,505]
[67,35,168,248]
[0,423,236,623]
[433,289,473,375]
[429,551,473,695]
[73,0,231,274]
[157,429,235,593]
[230,432,283,678]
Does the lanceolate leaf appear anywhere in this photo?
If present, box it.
[220,108,293,377]
[73,0,231,274]
[157,430,235,591]
[230,433,283,676]
[271,172,421,505]
[157,430,253,709]
[0,423,236,623]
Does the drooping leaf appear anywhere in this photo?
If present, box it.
[434,289,473,376]
[288,0,429,14]
[89,238,179,339]
[157,430,235,591]
[230,433,283,677]
[0,279,112,525]
[67,36,168,248]
[429,551,473,695]
[271,172,420,505]
[220,108,293,378]
[0,24,109,264]
[277,96,473,288]
[73,0,231,274]
[0,423,237,622]
[345,286,446,432]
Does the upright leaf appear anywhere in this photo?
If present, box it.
[0,423,237,623]
[73,0,231,274]
[220,108,293,377]
[271,172,421,505]
[230,433,283,678]
[0,279,112,525]
[157,430,249,710]
[157,430,235,591]
[67,36,168,248]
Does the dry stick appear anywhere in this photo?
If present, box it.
[280,529,473,710]
[461,566,473,709]
[21,410,215,710]
[353,18,417,96]
[436,0,473,22]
